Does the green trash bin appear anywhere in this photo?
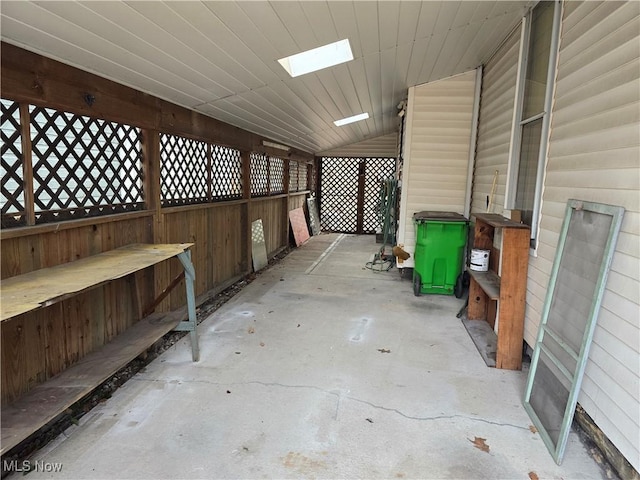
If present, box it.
[412,211,468,296]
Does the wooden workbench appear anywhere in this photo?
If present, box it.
[1,243,200,455]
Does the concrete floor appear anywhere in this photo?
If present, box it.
[16,234,608,479]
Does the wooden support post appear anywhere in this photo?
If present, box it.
[19,104,35,226]
[356,161,366,234]
[241,150,252,272]
[495,227,530,370]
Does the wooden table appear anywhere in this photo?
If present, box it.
[1,243,199,455]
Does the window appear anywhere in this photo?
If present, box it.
[507,0,561,248]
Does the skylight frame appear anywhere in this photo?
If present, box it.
[278,39,353,78]
[333,112,370,127]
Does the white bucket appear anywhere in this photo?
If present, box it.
[470,249,490,272]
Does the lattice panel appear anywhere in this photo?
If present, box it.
[1,99,25,227]
[211,144,242,200]
[363,157,396,233]
[250,152,268,197]
[299,163,308,191]
[30,106,143,223]
[160,133,208,206]
[269,156,285,194]
[289,160,299,192]
[319,157,359,232]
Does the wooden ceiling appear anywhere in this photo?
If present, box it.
[1,1,532,154]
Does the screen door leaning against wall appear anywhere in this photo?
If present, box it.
[523,199,624,464]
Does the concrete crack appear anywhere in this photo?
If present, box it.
[132,377,528,431]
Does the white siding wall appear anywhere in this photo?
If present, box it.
[318,133,398,158]
[398,70,477,268]
[471,27,521,217]
[526,1,640,470]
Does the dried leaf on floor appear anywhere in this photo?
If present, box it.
[528,472,539,480]
[377,348,391,354]
[470,436,490,453]
[529,425,538,434]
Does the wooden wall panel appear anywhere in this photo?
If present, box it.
[288,192,308,212]
[0,216,153,403]
[251,198,287,256]
[211,204,244,285]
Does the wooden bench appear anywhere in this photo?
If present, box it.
[0,243,199,455]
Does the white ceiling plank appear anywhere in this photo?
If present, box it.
[416,32,448,84]
[65,2,232,98]
[155,1,267,91]
[203,2,291,82]
[266,82,339,138]
[221,92,314,140]
[236,2,296,56]
[363,52,383,133]
[330,65,371,137]
[380,47,397,133]
[281,79,352,144]
[415,1,443,39]
[433,2,461,36]
[354,2,380,56]
[269,1,318,52]
[440,23,484,78]
[405,36,431,89]
[452,2,481,29]
[123,1,258,94]
[78,1,234,96]
[165,2,278,87]
[299,2,340,46]
[396,2,422,46]
[327,2,363,58]
[469,2,499,25]
[378,2,400,51]
[452,23,493,73]
[346,58,375,127]
[200,100,321,152]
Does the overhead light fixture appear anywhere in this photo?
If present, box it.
[262,140,290,151]
[333,112,369,127]
[278,39,353,78]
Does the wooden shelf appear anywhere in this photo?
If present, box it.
[466,215,530,370]
[0,312,182,455]
[468,270,500,300]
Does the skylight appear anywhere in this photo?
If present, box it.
[278,39,353,77]
[333,112,369,127]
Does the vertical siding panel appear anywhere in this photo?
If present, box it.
[472,27,521,217]
[528,1,640,470]
[397,70,477,267]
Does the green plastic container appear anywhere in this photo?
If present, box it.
[413,211,468,295]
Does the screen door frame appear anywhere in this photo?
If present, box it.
[523,199,624,464]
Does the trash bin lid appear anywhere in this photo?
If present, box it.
[413,211,468,222]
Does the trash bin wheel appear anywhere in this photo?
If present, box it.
[454,273,464,298]
[413,272,422,297]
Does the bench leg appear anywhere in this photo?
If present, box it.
[176,250,199,362]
